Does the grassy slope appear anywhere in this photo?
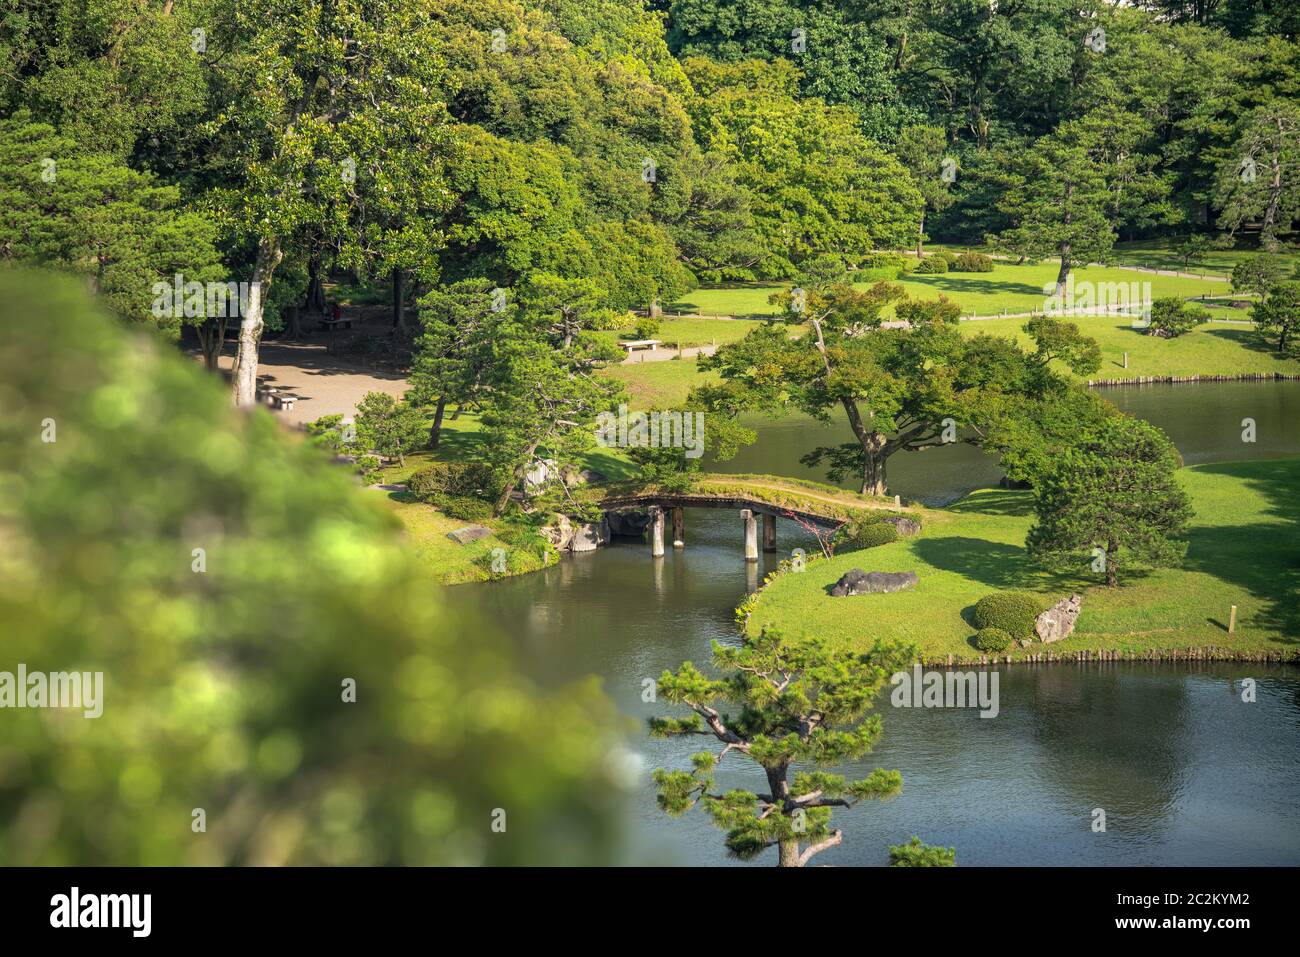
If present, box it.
[670,261,1227,318]
[608,305,1297,406]
[373,414,637,584]
[1107,240,1299,277]
[744,459,1300,660]
[964,315,1300,382]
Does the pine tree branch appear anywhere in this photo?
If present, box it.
[798,829,843,866]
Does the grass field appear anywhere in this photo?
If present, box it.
[743,459,1300,661]
[1107,240,1299,278]
[962,314,1300,382]
[668,261,1228,319]
[606,309,1297,406]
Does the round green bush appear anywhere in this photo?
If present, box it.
[634,318,661,340]
[937,250,960,266]
[432,494,494,523]
[951,252,994,272]
[971,591,1045,640]
[408,461,496,502]
[973,627,1013,653]
[835,519,899,551]
[914,255,949,274]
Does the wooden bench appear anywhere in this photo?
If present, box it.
[320,316,355,331]
[262,388,298,412]
[619,339,661,354]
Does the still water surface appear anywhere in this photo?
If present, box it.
[450,382,1300,865]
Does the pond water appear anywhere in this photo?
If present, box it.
[447,382,1300,866]
[712,379,1300,505]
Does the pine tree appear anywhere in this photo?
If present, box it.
[651,629,915,867]
[1028,417,1193,587]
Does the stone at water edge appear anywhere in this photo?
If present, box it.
[829,569,919,596]
[447,525,493,545]
[1035,594,1083,643]
[569,517,611,553]
[540,513,575,551]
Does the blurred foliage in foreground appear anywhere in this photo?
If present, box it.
[0,269,626,865]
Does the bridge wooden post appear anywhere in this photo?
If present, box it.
[649,505,665,558]
[671,507,684,548]
[762,513,776,552]
[741,509,758,562]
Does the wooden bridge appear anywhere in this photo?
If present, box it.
[592,474,905,561]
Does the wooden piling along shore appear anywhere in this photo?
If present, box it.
[1087,372,1300,387]
[923,648,1300,667]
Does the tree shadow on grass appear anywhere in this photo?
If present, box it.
[946,488,1036,517]
[911,537,1032,590]
[1201,326,1284,358]
[1179,461,1300,642]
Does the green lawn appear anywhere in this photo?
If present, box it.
[603,356,720,407]
[606,308,1298,405]
[744,459,1300,661]
[960,314,1300,382]
[603,316,767,348]
[670,261,1227,319]
[1107,239,1299,278]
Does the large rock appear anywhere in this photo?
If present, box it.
[446,524,493,545]
[829,569,919,596]
[561,465,606,488]
[605,510,652,537]
[1035,593,1083,643]
[570,517,610,553]
[539,513,575,551]
[879,515,922,537]
[523,458,559,492]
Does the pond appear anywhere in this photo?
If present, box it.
[446,382,1300,865]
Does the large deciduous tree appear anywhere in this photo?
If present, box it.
[651,630,915,867]
[206,0,453,406]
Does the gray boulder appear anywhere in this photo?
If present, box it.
[1035,594,1083,643]
[879,515,922,537]
[570,517,611,553]
[539,513,575,551]
[829,569,919,596]
[447,525,493,545]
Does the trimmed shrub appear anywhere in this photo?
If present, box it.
[835,520,899,551]
[951,252,994,272]
[634,318,661,340]
[937,250,960,266]
[408,461,496,502]
[432,494,494,523]
[973,627,1013,653]
[971,591,1045,640]
[850,266,903,282]
[914,255,949,274]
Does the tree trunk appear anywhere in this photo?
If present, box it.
[1054,250,1071,300]
[916,212,925,258]
[860,439,887,497]
[232,238,283,407]
[392,269,406,331]
[198,317,228,371]
[427,396,447,449]
[766,764,801,867]
[1105,539,1118,587]
[777,841,802,867]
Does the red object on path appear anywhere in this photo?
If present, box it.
[332,303,342,322]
